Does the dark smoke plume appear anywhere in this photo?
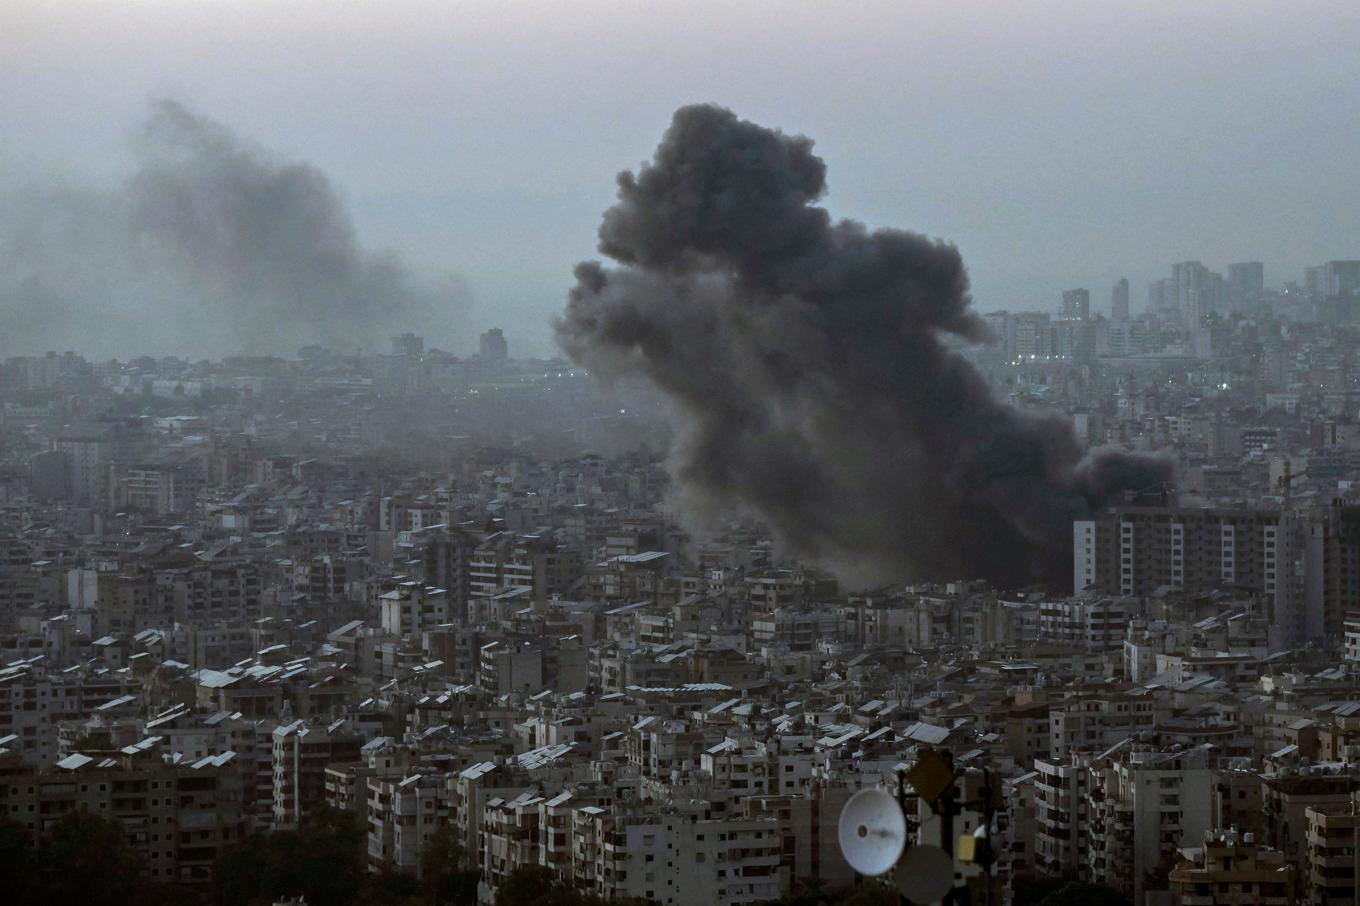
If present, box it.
[557,104,1171,587]
[0,99,467,357]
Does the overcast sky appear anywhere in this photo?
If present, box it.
[3,0,1359,357]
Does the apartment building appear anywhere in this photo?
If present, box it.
[378,581,452,637]
[101,569,184,637]
[0,747,248,886]
[1303,802,1358,906]
[1047,692,1158,759]
[566,803,783,906]
[751,608,837,652]
[367,771,450,875]
[292,553,359,603]
[447,746,588,878]
[1261,769,1360,892]
[743,783,854,890]
[1076,504,1360,647]
[416,525,480,615]
[1038,597,1130,651]
[0,663,138,766]
[1167,829,1293,905]
[172,562,265,625]
[272,718,365,828]
[1074,506,1281,597]
[1085,744,1215,901]
[469,532,584,604]
[1033,754,1090,878]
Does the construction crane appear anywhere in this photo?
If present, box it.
[1124,480,1175,505]
[1277,459,1309,508]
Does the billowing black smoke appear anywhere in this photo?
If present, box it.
[557,104,1171,588]
[0,99,467,357]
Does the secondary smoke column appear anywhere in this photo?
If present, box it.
[557,104,1171,587]
[0,100,466,356]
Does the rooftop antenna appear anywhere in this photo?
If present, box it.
[839,748,1000,905]
[838,787,906,877]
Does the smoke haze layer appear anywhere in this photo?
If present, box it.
[0,100,467,358]
[557,104,1172,587]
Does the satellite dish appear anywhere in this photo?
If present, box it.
[838,788,906,876]
[896,844,954,904]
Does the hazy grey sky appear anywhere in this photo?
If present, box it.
[3,0,1359,357]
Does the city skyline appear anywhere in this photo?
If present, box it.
[4,1,1360,356]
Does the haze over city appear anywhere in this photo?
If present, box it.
[4,0,1360,355]
[4,5,1360,906]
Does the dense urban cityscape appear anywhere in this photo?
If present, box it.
[2,254,1359,905]
[6,3,1360,905]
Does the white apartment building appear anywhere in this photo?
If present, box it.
[1085,743,1215,902]
[1038,597,1130,651]
[378,581,451,637]
[567,804,783,906]
[1048,692,1158,759]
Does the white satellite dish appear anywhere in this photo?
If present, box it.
[896,844,954,904]
[838,788,906,876]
